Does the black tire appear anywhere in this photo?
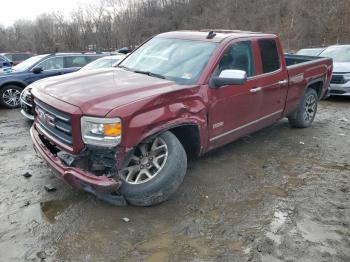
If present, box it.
[0,85,23,109]
[119,131,187,206]
[288,88,318,128]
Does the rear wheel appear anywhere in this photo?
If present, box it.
[0,85,22,108]
[288,88,318,128]
[119,131,187,206]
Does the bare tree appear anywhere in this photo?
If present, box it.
[0,0,349,53]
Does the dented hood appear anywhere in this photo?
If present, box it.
[34,68,185,116]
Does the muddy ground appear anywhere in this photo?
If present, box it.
[0,97,349,262]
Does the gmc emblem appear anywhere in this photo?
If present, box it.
[36,108,56,127]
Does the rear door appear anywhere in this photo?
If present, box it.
[253,38,288,122]
[208,40,263,148]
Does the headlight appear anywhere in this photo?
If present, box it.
[81,116,122,147]
[21,86,33,103]
[343,73,350,82]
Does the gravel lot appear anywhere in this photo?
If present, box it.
[0,97,349,262]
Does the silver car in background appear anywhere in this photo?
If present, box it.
[79,54,126,71]
[319,45,350,96]
[296,47,325,56]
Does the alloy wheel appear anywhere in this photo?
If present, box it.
[303,95,317,122]
[121,137,168,184]
[2,88,21,107]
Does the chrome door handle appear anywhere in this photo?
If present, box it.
[250,87,262,93]
[278,80,288,85]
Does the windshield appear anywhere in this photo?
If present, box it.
[319,46,350,62]
[80,56,122,71]
[13,55,47,71]
[119,37,218,84]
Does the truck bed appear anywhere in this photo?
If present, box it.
[283,54,333,116]
[284,54,325,67]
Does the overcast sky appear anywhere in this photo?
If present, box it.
[0,0,99,27]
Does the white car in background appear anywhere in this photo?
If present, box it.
[79,54,126,71]
[296,47,325,56]
[319,45,350,96]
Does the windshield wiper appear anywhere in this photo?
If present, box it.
[117,65,133,71]
[118,66,167,80]
[134,70,166,79]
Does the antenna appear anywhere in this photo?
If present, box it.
[207,31,216,39]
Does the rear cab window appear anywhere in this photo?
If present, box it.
[258,39,281,73]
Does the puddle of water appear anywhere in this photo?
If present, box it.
[261,254,282,262]
[226,199,261,212]
[145,250,169,262]
[227,240,250,255]
[297,217,342,243]
[287,177,306,188]
[137,233,173,252]
[136,233,219,260]
[263,186,288,197]
[186,237,218,259]
[40,200,70,224]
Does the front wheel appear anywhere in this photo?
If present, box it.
[119,131,187,206]
[0,85,23,108]
[288,88,318,128]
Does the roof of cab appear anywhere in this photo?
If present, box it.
[157,30,276,43]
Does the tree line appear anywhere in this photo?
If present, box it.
[0,0,350,54]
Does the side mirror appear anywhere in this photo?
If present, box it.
[117,47,132,54]
[211,69,247,88]
[32,67,43,74]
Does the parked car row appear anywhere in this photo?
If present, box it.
[19,53,126,119]
[0,55,12,68]
[1,52,34,65]
[0,52,107,109]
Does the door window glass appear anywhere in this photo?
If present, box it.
[64,56,88,68]
[213,41,255,77]
[37,57,64,70]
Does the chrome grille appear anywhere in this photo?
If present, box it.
[34,99,73,145]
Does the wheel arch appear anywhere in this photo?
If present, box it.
[0,80,27,90]
[121,121,203,166]
[142,123,202,159]
[305,78,324,99]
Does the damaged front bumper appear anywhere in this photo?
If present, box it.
[30,125,127,206]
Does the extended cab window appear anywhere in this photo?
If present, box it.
[258,39,280,73]
[37,57,64,70]
[213,41,255,77]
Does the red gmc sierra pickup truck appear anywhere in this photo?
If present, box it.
[30,30,333,206]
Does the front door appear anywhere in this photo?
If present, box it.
[208,40,263,149]
[26,57,65,84]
